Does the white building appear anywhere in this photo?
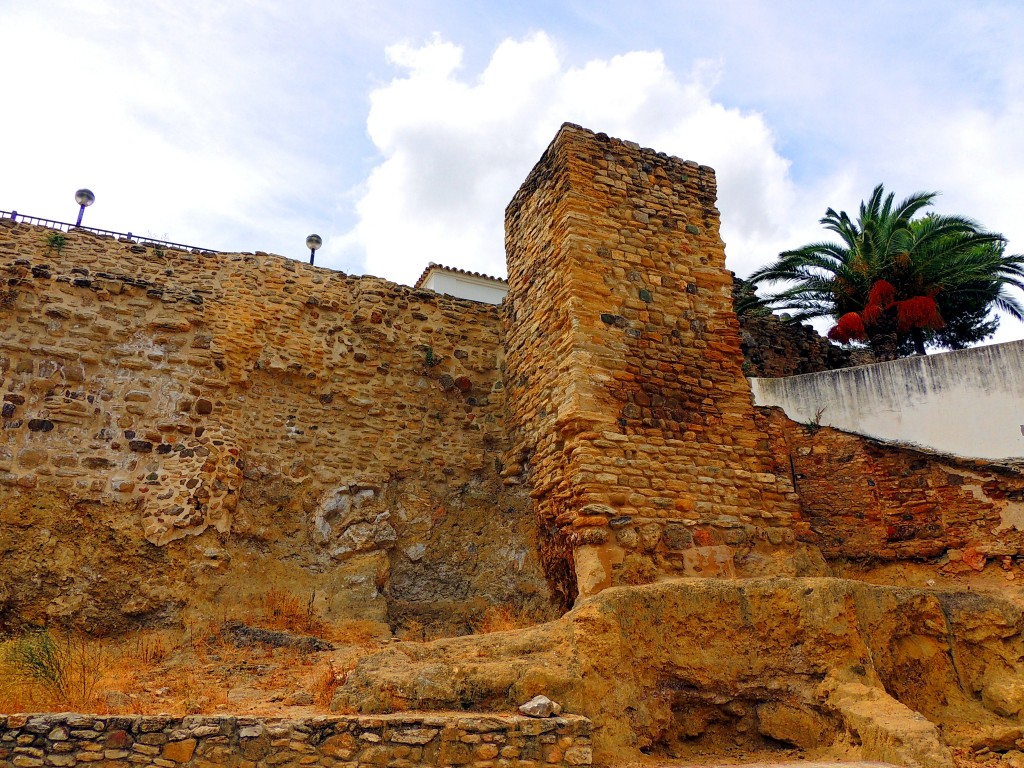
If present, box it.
[414,263,508,305]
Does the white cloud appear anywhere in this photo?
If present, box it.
[334,32,829,284]
[0,2,340,259]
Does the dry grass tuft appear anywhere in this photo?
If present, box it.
[313,659,357,707]
[125,631,169,666]
[257,588,325,636]
[329,619,386,646]
[471,605,532,634]
[399,618,426,642]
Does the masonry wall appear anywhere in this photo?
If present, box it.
[504,124,812,601]
[764,409,1024,567]
[0,712,592,768]
[0,221,553,633]
[734,279,872,378]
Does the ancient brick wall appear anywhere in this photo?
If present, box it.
[765,409,1024,568]
[0,712,592,767]
[0,221,553,632]
[504,124,810,601]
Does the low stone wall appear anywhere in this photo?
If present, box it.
[0,712,592,767]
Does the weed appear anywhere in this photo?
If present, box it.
[469,605,530,634]
[423,346,443,367]
[2,628,106,710]
[331,619,385,647]
[46,232,67,255]
[257,588,325,636]
[400,618,426,642]
[801,406,827,434]
[127,631,168,666]
[313,659,356,707]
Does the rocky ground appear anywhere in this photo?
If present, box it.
[0,616,390,718]
[4,575,1024,768]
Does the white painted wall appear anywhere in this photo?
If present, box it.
[749,340,1024,461]
[420,271,508,304]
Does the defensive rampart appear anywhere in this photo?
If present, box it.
[2,122,1021,633]
[0,221,552,632]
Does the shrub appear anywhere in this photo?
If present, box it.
[2,628,106,709]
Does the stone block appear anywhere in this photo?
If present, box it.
[160,741,196,765]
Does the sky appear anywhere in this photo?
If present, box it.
[2,1,1023,342]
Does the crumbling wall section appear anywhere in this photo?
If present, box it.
[764,408,1024,567]
[734,278,872,377]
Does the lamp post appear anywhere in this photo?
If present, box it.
[306,234,322,266]
[74,189,95,227]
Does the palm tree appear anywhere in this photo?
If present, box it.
[739,184,1024,360]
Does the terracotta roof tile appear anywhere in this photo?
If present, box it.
[414,262,508,290]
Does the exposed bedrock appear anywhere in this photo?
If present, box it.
[333,577,1024,768]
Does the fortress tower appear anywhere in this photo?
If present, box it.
[504,123,807,602]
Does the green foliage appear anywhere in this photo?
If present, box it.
[800,406,827,434]
[3,628,105,707]
[740,184,1024,358]
[423,346,443,367]
[6,629,67,697]
[46,232,67,254]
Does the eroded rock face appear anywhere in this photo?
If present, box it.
[314,485,397,560]
[0,469,554,634]
[333,577,1024,768]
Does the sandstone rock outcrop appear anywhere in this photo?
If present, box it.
[332,577,1024,767]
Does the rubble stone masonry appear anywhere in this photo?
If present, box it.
[2,123,1017,628]
[503,124,808,601]
[0,219,552,632]
[766,409,1024,568]
[0,712,592,768]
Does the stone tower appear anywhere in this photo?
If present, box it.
[503,123,805,603]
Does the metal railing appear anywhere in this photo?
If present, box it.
[1,209,220,254]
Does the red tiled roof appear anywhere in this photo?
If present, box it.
[414,262,508,289]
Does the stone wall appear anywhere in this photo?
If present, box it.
[0,220,553,633]
[734,279,871,377]
[503,124,811,602]
[765,408,1024,566]
[0,712,592,767]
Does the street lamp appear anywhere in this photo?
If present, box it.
[306,234,322,266]
[74,189,95,227]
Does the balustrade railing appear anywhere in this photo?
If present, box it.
[1,209,220,254]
